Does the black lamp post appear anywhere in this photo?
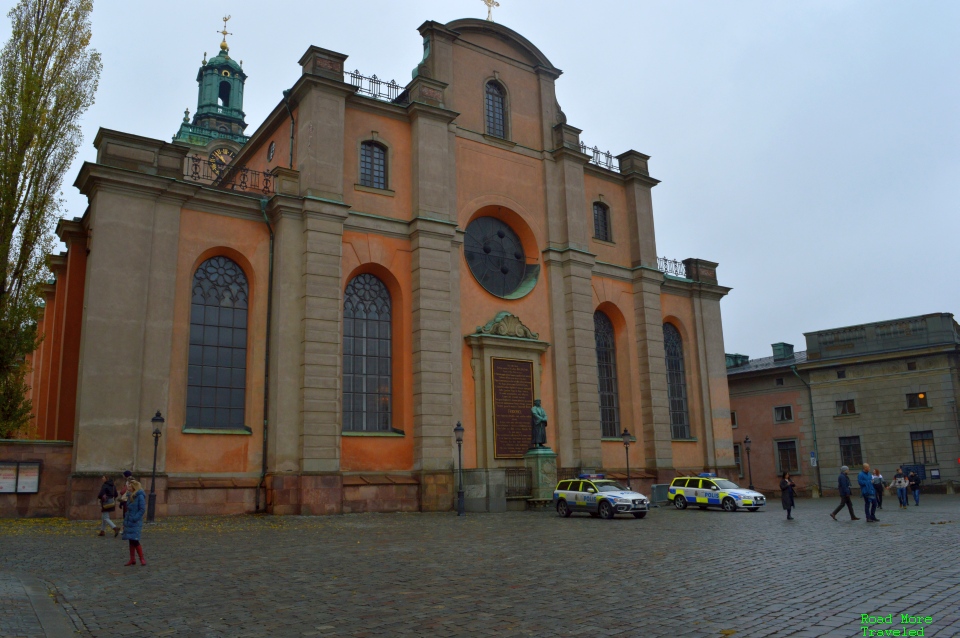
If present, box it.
[744,436,754,491]
[147,410,164,523]
[454,421,465,517]
[621,428,632,490]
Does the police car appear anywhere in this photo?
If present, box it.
[553,474,650,519]
[668,473,765,512]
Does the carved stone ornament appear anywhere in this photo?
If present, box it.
[419,85,443,102]
[315,57,342,73]
[475,311,539,340]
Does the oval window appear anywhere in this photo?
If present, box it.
[464,217,538,299]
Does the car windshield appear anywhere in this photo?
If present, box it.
[594,481,627,492]
[714,480,741,490]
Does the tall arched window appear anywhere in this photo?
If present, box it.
[594,311,621,438]
[663,323,690,439]
[485,81,506,138]
[360,141,387,190]
[187,256,249,431]
[343,273,392,432]
[593,202,611,242]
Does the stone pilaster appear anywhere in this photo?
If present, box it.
[631,269,673,471]
[618,150,661,269]
[300,198,350,473]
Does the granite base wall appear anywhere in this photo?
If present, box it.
[0,441,72,518]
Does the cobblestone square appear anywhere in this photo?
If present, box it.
[2,495,959,637]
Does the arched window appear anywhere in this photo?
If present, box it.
[343,273,392,432]
[593,202,611,242]
[360,141,387,190]
[187,256,249,431]
[594,311,620,438]
[485,81,506,139]
[663,323,690,439]
[218,81,231,107]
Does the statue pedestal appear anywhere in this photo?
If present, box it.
[524,446,558,500]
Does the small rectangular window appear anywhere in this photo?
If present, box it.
[839,436,863,467]
[907,361,917,371]
[910,431,936,464]
[906,392,928,409]
[774,405,793,423]
[836,399,856,415]
[776,440,800,473]
[837,370,846,379]
[730,411,738,428]
[775,377,784,386]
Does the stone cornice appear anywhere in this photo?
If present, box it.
[455,128,543,160]
[406,100,460,124]
[347,94,410,122]
[542,246,597,267]
[796,344,960,370]
[55,217,86,244]
[289,73,359,103]
[661,277,732,300]
[408,215,458,241]
[549,145,590,166]
[343,211,410,239]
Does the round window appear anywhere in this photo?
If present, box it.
[464,217,537,299]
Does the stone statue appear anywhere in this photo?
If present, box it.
[530,399,547,448]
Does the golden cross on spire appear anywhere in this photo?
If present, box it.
[482,0,500,22]
[218,15,232,51]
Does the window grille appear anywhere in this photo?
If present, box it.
[910,431,936,465]
[343,273,392,432]
[485,81,506,138]
[839,436,863,467]
[594,311,620,438]
[777,440,799,473]
[593,202,611,242]
[360,141,387,190]
[663,323,690,439]
[187,256,249,430]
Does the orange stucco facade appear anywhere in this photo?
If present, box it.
[19,17,736,518]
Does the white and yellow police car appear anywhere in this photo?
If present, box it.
[553,474,650,519]
[668,473,766,512]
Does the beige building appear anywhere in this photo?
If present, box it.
[728,313,960,495]
[18,17,736,518]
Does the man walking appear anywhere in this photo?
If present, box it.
[857,463,879,522]
[908,471,922,506]
[830,466,859,521]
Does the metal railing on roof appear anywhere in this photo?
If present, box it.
[657,257,687,278]
[580,142,620,172]
[184,154,275,195]
[347,70,404,103]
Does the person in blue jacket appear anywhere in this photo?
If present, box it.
[830,466,859,520]
[857,463,878,523]
[122,479,147,566]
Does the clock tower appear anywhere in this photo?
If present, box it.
[173,16,249,166]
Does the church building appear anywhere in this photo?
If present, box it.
[24,17,736,517]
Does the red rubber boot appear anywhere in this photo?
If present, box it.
[125,544,136,566]
[135,544,146,566]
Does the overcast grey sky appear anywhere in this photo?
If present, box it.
[5,1,958,359]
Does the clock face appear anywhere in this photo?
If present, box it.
[209,147,235,176]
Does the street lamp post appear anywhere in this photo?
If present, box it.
[147,410,164,523]
[454,421,465,517]
[621,428,632,490]
[744,436,754,491]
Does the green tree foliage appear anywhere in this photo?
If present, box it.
[0,0,100,438]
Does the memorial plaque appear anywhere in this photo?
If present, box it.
[0,462,16,493]
[16,462,40,494]
[492,357,534,458]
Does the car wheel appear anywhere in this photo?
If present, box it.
[674,495,687,510]
[556,500,572,518]
[747,507,759,512]
[722,498,738,512]
[599,500,615,519]
[632,512,647,519]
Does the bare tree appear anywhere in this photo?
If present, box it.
[0,0,100,438]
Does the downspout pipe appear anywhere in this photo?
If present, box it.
[791,365,822,495]
[282,89,295,169]
[256,198,275,512]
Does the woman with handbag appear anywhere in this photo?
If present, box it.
[780,472,797,521]
[97,475,119,537]
[122,479,147,566]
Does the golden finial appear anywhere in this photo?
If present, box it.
[202,52,207,65]
[482,0,500,21]
[218,15,232,51]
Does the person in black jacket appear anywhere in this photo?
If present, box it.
[908,471,922,506]
[780,472,796,520]
[97,475,119,537]
[830,466,859,521]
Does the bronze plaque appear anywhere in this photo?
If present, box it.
[492,357,534,459]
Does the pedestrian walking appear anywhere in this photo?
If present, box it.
[872,468,885,509]
[97,475,119,537]
[122,479,147,566]
[830,466,859,520]
[857,463,878,522]
[117,470,133,534]
[780,472,796,520]
[892,468,909,509]
[908,471,922,506]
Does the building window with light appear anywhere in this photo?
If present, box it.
[343,273,392,432]
[906,392,928,409]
